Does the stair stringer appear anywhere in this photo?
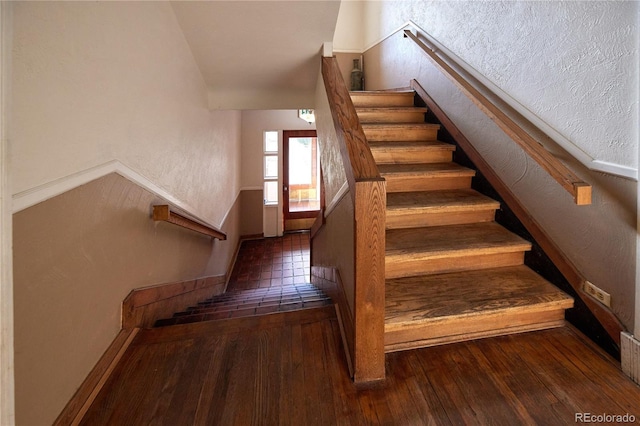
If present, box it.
[410,79,624,357]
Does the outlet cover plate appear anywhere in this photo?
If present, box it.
[583,281,611,307]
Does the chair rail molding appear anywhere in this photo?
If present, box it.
[12,159,233,232]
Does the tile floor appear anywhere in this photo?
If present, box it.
[154,232,327,327]
[227,232,311,291]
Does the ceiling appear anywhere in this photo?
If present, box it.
[171,1,341,110]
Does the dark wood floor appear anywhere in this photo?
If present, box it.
[82,304,640,425]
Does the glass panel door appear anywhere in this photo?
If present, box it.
[283,130,320,220]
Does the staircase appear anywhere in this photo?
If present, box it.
[154,283,332,327]
[351,90,574,353]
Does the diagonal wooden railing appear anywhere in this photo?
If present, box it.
[404,30,592,206]
[320,56,386,383]
[153,205,227,240]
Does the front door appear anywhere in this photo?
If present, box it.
[282,130,321,231]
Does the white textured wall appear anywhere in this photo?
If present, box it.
[12,1,242,226]
[358,0,638,331]
[333,0,364,53]
[362,0,638,173]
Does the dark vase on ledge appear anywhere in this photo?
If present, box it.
[350,58,363,91]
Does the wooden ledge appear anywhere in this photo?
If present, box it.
[152,205,226,240]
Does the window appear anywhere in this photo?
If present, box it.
[263,131,279,205]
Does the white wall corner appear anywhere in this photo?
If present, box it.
[621,332,640,385]
[323,42,333,58]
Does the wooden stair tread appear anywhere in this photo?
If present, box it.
[361,123,440,131]
[350,91,416,107]
[386,222,531,258]
[356,106,428,113]
[386,189,500,214]
[378,163,476,178]
[369,141,455,151]
[384,266,574,329]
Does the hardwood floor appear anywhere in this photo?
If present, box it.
[82,309,640,425]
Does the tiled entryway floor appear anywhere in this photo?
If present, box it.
[227,232,311,291]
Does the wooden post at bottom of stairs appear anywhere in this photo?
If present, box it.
[353,179,386,383]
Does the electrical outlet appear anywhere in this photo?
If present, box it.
[583,281,611,307]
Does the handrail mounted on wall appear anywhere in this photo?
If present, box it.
[153,205,227,240]
[403,29,592,206]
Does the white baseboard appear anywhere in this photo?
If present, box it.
[621,332,640,385]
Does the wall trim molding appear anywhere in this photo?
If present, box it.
[12,160,235,231]
[324,181,349,219]
[53,327,140,426]
[365,20,638,181]
[122,274,227,329]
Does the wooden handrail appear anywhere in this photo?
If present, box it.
[152,205,226,240]
[404,30,592,205]
[320,56,386,383]
[321,57,382,193]
[410,79,624,347]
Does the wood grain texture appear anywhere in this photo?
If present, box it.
[410,79,624,346]
[321,57,380,192]
[80,314,640,424]
[353,180,386,383]
[384,265,573,350]
[356,107,428,123]
[404,30,591,205]
[54,328,140,426]
[379,163,475,193]
[350,91,415,107]
[153,204,227,240]
[362,123,440,142]
[385,222,530,278]
[369,141,454,164]
[386,189,499,229]
[311,266,355,378]
[321,57,387,383]
[122,275,226,328]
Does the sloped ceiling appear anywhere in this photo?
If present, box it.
[171,1,341,110]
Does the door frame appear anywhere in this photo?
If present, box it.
[282,130,321,220]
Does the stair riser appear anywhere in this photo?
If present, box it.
[358,111,425,123]
[385,251,525,279]
[372,149,452,165]
[386,209,496,229]
[383,176,473,193]
[384,309,568,352]
[364,128,438,142]
[351,94,415,108]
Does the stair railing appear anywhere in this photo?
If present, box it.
[403,29,592,206]
[153,205,227,240]
[319,56,386,383]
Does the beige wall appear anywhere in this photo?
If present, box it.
[361,2,638,331]
[240,189,263,237]
[12,2,241,227]
[311,65,356,316]
[240,110,317,234]
[10,2,245,424]
[13,173,241,425]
